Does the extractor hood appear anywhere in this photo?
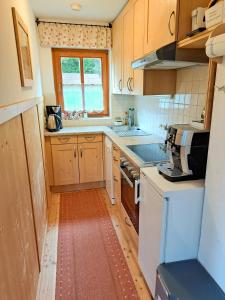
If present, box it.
[132,42,208,70]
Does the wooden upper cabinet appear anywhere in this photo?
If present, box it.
[78,142,103,184]
[133,0,145,95]
[112,16,123,94]
[52,144,79,186]
[122,3,134,94]
[144,0,178,54]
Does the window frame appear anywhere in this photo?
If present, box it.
[52,48,109,117]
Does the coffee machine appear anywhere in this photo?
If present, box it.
[158,124,210,182]
[46,105,63,132]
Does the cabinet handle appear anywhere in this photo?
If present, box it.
[119,79,122,92]
[74,149,77,158]
[129,77,133,92]
[85,136,95,141]
[127,78,131,92]
[58,137,70,143]
[168,11,175,36]
[80,149,83,158]
[113,176,119,182]
[125,217,132,227]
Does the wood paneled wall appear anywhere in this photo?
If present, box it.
[0,98,47,299]
[22,107,47,262]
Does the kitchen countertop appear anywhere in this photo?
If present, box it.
[141,167,205,195]
[45,126,164,168]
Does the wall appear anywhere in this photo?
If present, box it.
[39,47,134,126]
[134,65,208,138]
[0,0,42,106]
[198,59,225,292]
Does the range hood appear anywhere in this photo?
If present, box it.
[132,42,208,70]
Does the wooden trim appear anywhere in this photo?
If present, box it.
[52,48,109,116]
[204,60,217,130]
[51,181,105,193]
[0,97,43,125]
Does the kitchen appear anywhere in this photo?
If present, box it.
[1,0,225,299]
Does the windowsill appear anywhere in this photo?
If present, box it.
[63,116,112,121]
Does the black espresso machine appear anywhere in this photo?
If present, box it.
[46,105,63,132]
[158,124,210,182]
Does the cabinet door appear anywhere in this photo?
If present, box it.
[112,16,123,94]
[52,144,79,185]
[79,142,103,183]
[144,0,177,54]
[133,0,145,95]
[122,4,134,94]
[138,173,167,295]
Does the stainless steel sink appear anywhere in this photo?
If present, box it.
[109,126,151,137]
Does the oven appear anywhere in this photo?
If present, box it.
[120,156,140,234]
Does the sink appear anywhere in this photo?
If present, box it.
[109,126,151,137]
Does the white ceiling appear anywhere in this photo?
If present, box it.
[30,0,128,24]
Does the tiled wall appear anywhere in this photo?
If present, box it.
[134,65,209,138]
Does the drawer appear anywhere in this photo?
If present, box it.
[113,165,121,180]
[113,144,120,160]
[113,154,120,168]
[78,134,103,144]
[50,135,77,145]
[113,173,121,203]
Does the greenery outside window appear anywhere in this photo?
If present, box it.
[52,49,109,117]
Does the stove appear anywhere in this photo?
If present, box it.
[127,143,169,165]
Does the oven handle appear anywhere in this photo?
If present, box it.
[135,179,140,204]
[120,167,134,188]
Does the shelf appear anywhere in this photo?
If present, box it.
[177,25,218,49]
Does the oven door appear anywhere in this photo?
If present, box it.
[120,167,140,234]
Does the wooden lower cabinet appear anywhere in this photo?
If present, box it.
[48,135,104,186]
[79,142,103,183]
[112,144,121,202]
[52,144,79,186]
[0,116,39,299]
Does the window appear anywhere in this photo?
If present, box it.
[52,49,109,117]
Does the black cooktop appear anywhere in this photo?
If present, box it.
[127,143,169,165]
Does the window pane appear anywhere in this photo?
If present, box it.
[61,57,83,111]
[84,86,104,111]
[83,58,104,112]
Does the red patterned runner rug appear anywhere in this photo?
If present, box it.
[56,189,139,300]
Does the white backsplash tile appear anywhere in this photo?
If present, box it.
[134,65,209,139]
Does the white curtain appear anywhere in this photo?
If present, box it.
[38,22,112,49]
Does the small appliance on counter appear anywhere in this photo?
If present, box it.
[205,0,224,29]
[158,124,210,182]
[46,105,63,132]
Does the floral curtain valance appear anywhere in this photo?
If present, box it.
[38,22,112,49]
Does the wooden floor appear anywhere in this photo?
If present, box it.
[37,189,153,300]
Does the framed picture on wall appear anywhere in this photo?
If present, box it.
[12,7,33,87]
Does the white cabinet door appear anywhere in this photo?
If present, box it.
[138,173,167,296]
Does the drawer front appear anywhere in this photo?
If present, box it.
[51,135,77,145]
[113,144,120,156]
[113,154,120,168]
[113,165,121,180]
[78,134,103,144]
